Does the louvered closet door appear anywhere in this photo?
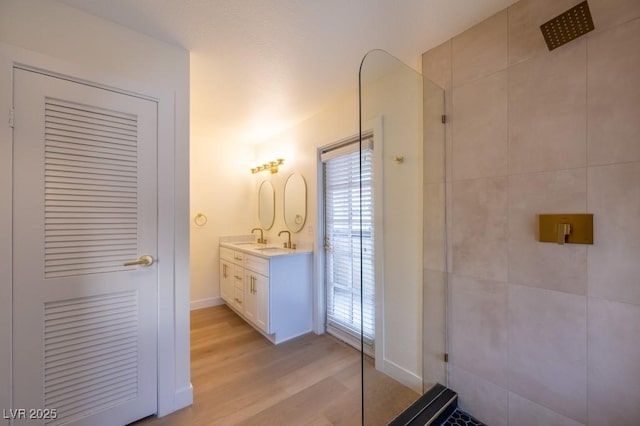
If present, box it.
[12,69,158,426]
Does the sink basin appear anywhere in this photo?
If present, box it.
[232,242,258,245]
[256,246,285,251]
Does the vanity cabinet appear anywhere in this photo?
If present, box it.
[219,243,312,344]
[220,247,245,311]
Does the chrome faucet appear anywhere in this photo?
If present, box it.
[251,227,266,244]
[278,230,294,249]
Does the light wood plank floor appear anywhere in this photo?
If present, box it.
[134,305,418,425]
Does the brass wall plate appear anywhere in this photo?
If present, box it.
[539,214,593,244]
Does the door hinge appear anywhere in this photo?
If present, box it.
[444,353,449,363]
[8,108,14,128]
[441,114,447,124]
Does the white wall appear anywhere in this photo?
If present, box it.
[189,129,255,309]
[0,0,191,417]
[188,51,262,310]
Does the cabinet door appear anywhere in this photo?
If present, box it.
[243,270,257,324]
[244,271,269,333]
[220,259,234,304]
[253,272,269,333]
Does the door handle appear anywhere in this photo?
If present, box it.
[124,255,154,267]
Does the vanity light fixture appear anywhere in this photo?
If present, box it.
[251,158,285,174]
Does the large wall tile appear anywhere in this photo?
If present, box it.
[589,0,640,32]
[508,0,579,65]
[452,177,508,282]
[423,269,446,386]
[424,79,446,184]
[446,181,452,273]
[449,366,508,426]
[452,71,508,181]
[422,40,451,186]
[508,38,587,175]
[588,298,640,426]
[422,40,451,90]
[508,285,587,423]
[445,91,453,184]
[587,19,640,165]
[452,10,507,87]
[508,392,585,426]
[423,183,445,271]
[450,274,508,387]
[588,162,640,306]
[508,169,587,295]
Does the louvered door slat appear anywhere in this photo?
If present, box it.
[46,99,137,123]
[45,212,136,219]
[46,117,138,138]
[44,99,137,278]
[45,109,137,132]
[46,156,137,173]
[46,145,136,164]
[45,317,137,342]
[46,131,137,148]
[45,131,137,149]
[45,170,136,183]
[46,123,137,141]
[42,290,139,424]
[46,174,136,187]
[45,136,136,156]
[45,367,137,407]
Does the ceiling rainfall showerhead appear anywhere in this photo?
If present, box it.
[540,1,595,51]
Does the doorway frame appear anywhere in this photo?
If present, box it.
[315,117,384,365]
[0,43,192,420]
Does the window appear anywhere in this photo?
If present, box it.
[322,136,374,354]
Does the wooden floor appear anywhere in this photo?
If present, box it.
[134,305,418,425]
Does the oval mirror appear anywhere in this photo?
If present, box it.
[258,181,275,230]
[283,173,307,233]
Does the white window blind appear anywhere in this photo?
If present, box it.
[323,138,375,351]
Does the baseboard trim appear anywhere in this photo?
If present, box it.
[190,297,223,311]
[156,383,193,417]
[383,359,423,393]
[173,383,194,411]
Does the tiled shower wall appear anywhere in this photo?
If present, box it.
[422,0,640,425]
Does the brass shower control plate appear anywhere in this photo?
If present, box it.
[539,214,593,244]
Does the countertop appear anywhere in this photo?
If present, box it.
[220,241,312,258]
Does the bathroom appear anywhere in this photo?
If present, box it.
[191,0,640,424]
[1,0,639,425]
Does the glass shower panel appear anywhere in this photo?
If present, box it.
[358,49,446,424]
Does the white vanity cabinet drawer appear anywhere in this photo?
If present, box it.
[232,251,244,264]
[233,265,244,289]
[232,287,244,310]
[220,246,235,263]
[244,254,269,276]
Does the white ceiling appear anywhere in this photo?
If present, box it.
[58,0,517,145]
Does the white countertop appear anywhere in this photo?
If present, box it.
[220,241,312,258]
